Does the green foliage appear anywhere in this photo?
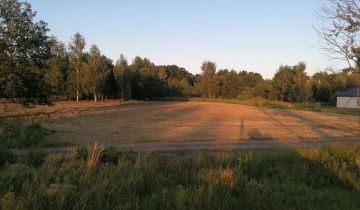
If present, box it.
[127,57,195,99]
[0,0,52,104]
[68,32,86,101]
[1,0,359,106]
[271,62,312,103]
[114,54,132,100]
[83,45,110,101]
[44,37,70,99]
[199,61,218,98]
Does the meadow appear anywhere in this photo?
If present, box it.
[1,100,360,209]
[2,0,360,209]
[1,100,360,151]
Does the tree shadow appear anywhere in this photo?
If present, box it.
[272,108,360,138]
[257,108,303,139]
[239,118,245,140]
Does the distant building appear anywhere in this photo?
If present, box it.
[336,88,360,108]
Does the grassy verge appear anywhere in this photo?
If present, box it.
[0,144,360,210]
[189,97,360,116]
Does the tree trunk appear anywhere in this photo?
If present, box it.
[76,67,79,102]
[94,93,97,102]
[121,90,124,104]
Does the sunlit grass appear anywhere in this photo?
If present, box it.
[189,97,360,115]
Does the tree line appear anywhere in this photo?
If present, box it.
[1,0,359,105]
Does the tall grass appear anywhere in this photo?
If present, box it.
[0,121,46,149]
[0,121,71,149]
[0,146,359,210]
[86,142,105,170]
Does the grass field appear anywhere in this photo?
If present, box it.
[2,100,359,151]
[1,100,360,209]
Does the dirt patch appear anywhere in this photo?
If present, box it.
[2,100,360,151]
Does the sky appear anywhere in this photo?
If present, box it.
[28,0,343,78]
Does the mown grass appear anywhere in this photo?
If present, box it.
[0,145,359,210]
[189,97,360,116]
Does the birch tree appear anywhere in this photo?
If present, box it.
[68,32,85,102]
[87,45,105,102]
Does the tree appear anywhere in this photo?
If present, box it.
[272,62,311,102]
[44,37,70,98]
[129,56,163,99]
[315,0,360,66]
[311,72,334,103]
[337,68,351,91]
[86,44,107,102]
[200,61,218,98]
[100,56,117,100]
[68,32,86,102]
[315,0,360,97]
[0,0,52,104]
[158,65,195,97]
[216,69,240,98]
[114,54,132,102]
[255,79,272,99]
[239,71,264,99]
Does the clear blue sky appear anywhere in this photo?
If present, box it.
[28,0,340,78]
